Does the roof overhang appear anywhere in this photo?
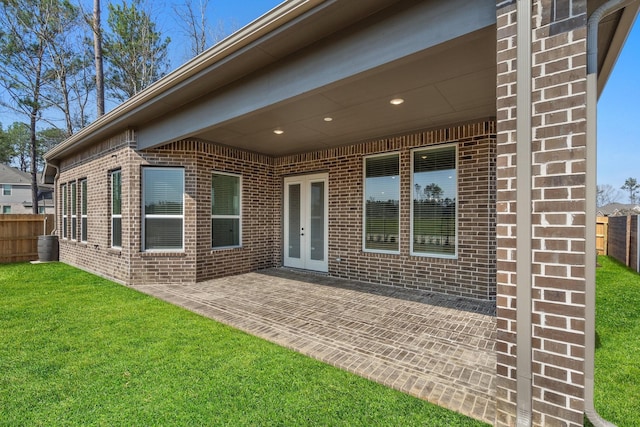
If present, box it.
[135,0,497,155]
[592,0,640,94]
[43,0,639,183]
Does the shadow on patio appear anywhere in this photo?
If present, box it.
[130,268,496,424]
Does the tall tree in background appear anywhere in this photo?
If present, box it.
[174,0,209,58]
[0,0,67,212]
[0,122,63,172]
[40,0,87,135]
[0,124,15,164]
[4,122,30,172]
[37,127,67,162]
[174,0,236,61]
[94,0,104,116]
[103,0,170,101]
[596,184,621,207]
[621,177,640,204]
[63,46,95,131]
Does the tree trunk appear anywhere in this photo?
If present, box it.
[94,0,104,116]
[30,110,39,214]
[30,43,45,215]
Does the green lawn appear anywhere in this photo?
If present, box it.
[592,256,640,425]
[0,262,486,426]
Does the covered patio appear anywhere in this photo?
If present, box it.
[130,268,496,423]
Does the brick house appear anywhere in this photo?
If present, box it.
[43,0,639,425]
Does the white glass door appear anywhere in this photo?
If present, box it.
[284,174,328,272]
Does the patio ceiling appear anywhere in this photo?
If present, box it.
[190,27,497,157]
[136,0,498,157]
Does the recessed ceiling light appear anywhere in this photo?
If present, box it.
[323,117,333,122]
[390,98,404,105]
[273,129,284,135]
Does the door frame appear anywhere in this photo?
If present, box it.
[283,173,328,272]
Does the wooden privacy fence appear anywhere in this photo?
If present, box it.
[0,214,55,263]
[596,216,608,255]
[605,215,640,273]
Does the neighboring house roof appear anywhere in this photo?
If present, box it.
[0,164,31,184]
[43,0,639,183]
[597,202,640,216]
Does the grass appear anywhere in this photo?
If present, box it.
[592,256,640,425]
[0,262,486,426]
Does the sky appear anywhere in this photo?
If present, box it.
[1,0,638,199]
[156,0,284,64]
[164,1,640,199]
[596,14,640,199]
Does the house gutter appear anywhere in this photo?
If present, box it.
[585,1,638,426]
[515,0,533,424]
[47,161,60,235]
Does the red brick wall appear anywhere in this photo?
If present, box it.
[164,140,278,280]
[496,0,589,425]
[57,131,135,284]
[495,3,518,421]
[56,121,496,300]
[275,122,497,299]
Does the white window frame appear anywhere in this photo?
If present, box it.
[211,172,242,249]
[362,152,401,254]
[2,205,11,214]
[111,170,122,249]
[80,179,88,243]
[142,167,185,252]
[70,181,77,241]
[61,183,68,240]
[410,143,458,259]
[2,184,11,196]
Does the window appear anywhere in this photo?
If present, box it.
[111,170,121,248]
[2,206,10,214]
[363,153,400,253]
[70,181,77,241]
[80,179,88,242]
[411,145,457,257]
[61,184,68,239]
[2,184,11,196]
[211,173,241,248]
[142,167,184,251]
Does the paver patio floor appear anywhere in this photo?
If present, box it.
[130,268,496,424]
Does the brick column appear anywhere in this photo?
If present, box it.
[495,1,589,425]
[495,1,519,424]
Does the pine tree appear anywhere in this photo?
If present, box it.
[103,0,170,101]
[621,177,640,204]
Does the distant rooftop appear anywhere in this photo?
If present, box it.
[0,164,31,184]
[597,202,640,216]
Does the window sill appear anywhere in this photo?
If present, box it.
[62,239,85,246]
[140,251,186,258]
[211,245,243,252]
[409,253,458,262]
[362,250,400,257]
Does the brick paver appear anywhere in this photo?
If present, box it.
[131,268,496,424]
